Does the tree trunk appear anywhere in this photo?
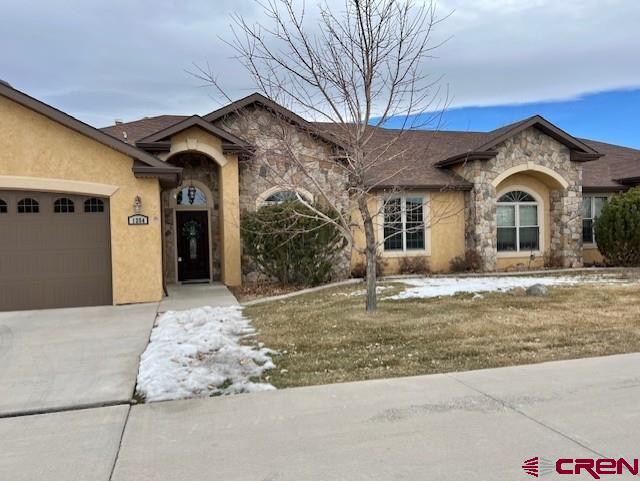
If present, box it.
[359,197,378,312]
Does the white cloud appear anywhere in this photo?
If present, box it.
[2,0,639,125]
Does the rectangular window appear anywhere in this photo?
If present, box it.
[518,205,539,251]
[383,195,425,252]
[582,196,607,244]
[497,205,516,251]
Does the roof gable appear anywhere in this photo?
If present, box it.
[0,82,181,185]
[137,115,249,151]
[204,92,345,149]
[477,115,600,155]
[436,115,602,167]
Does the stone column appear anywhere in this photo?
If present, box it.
[549,187,583,267]
[219,155,242,286]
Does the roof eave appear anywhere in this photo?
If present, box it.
[570,152,604,162]
[435,150,499,167]
[132,163,182,188]
[612,176,640,186]
[370,183,473,191]
[583,184,629,193]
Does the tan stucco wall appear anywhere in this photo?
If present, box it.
[351,191,466,274]
[160,126,228,167]
[219,155,242,286]
[494,172,551,270]
[583,247,604,265]
[0,95,163,304]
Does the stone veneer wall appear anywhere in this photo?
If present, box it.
[458,127,583,270]
[162,152,221,282]
[213,105,352,283]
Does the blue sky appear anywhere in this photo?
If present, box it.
[383,89,640,149]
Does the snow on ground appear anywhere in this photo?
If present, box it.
[136,306,275,402]
[387,275,624,300]
[334,285,391,297]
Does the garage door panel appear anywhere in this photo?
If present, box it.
[0,191,112,311]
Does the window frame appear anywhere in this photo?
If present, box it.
[582,195,608,246]
[0,198,7,214]
[54,197,75,214]
[17,197,40,214]
[380,193,430,256]
[496,188,542,256]
[84,197,105,213]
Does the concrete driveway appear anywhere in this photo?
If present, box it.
[0,302,157,416]
[111,353,640,481]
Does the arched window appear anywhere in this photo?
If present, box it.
[17,198,39,214]
[176,185,207,206]
[497,190,539,252]
[0,199,7,214]
[54,197,75,213]
[84,197,105,213]
[263,190,309,205]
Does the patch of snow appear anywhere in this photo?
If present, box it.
[136,306,275,402]
[387,275,622,300]
[336,285,391,297]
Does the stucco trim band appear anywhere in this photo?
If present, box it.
[0,175,119,197]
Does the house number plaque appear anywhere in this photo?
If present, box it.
[128,214,149,225]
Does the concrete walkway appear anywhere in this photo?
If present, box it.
[109,353,639,481]
[159,283,239,312]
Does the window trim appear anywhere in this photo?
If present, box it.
[17,197,40,214]
[84,197,105,213]
[378,192,431,257]
[582,195,609,247]
[54,197,75,214]
[496,186,544,258]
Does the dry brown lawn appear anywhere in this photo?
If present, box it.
[245,272,640,389]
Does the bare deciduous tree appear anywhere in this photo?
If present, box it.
[196,0,454,312]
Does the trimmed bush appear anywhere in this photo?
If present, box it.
[594,188,640,266]
[242,201,346,286]
[449,249,482,272]
[398,257,430,275]
[351,256,388,278]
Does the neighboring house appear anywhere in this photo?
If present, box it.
[1,81,639,311]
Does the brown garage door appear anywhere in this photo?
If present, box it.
[0,191,112,311]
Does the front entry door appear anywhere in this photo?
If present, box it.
[176,210,210,282]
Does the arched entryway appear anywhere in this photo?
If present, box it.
[162,151,221,283]
[492,166,576,270]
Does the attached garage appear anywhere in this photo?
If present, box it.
[0,81,181,311]
[0,191,112,310]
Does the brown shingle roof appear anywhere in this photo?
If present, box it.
[101,115,189,145]
[101,104,640,192]
[580,139,640,191]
